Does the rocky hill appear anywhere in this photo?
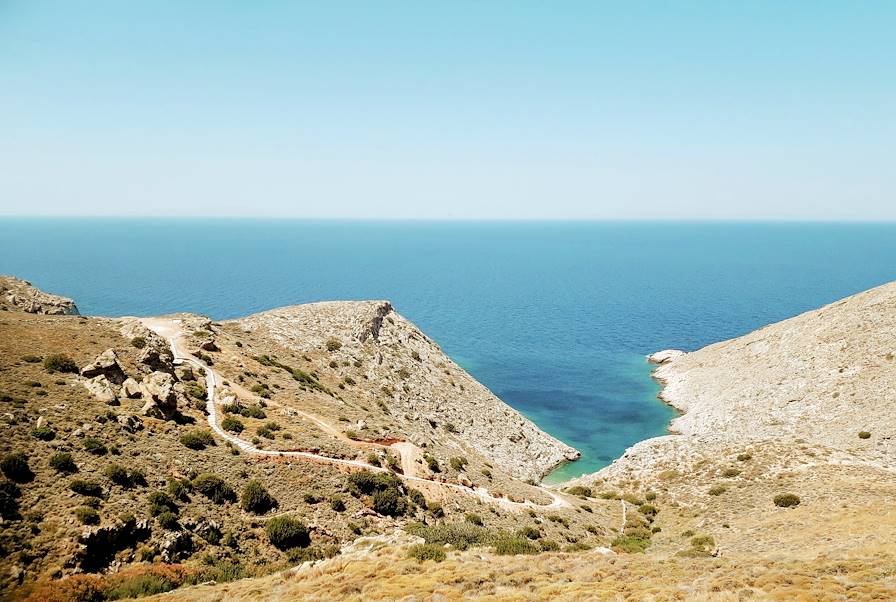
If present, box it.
[135,280,896,601]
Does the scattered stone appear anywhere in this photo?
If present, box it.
[117,414,144,433]
[160,531,193,563]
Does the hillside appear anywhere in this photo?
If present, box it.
[3,276,896,601]
[146,281,896,600]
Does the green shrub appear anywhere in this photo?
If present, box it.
[480,468,492,479]
[398,367,410,380]
[49,452,77,474]
[0,490,19,520]
[722,468,741,478]
[240,405,266,419]
[74,506,100,525]
[773,493,801,508]
[70,479,103,497]
[1,453,34,483]
[131,336,147,349]
[326,338,342,352]
[148,490,178,516]
[43,354,78,374]
[346,471,402,496]
[427,501,444,518]
[424,454,441,473]
[192,474,236,504]
[256,426,275,439]
[249,385,270,399]
[184,381,207,401]
[565,542,592,553]
[330,496,345,512]
[408,488,426,507]
[372,488,408,516]
[83,438,108,455]
[645,491,657,501]
[167,479,192,501]
[222,402,242,414]
[517,526,541,540]
[366,453,381,467]
[611,534,651,553]
[180,429,216,449]
[241,480,278,514]
[708,485,728,496]
[221,417,245,434]
[465,512,483,526]
[638,504,659,517]
[106,573,178,599]
[23,355,42,363]
[406,522,489,551]
[858,431,871,439]
[266,516,310,550]
[449,456,468,472]
[565,485,592,498]
[157,511,179,530]
[736,453,752,462]
[408,543,446,562]
[104,464,131,487]
[285,545,340,564]
[31,426,56,441]
[493,534,539,555]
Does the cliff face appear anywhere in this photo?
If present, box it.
[234,301,579,481]
[0,276,79,315]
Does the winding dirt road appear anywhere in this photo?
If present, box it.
[141,318,571,512]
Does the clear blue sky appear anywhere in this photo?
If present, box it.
[1,1,893,219]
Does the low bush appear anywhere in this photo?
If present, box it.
[638,504,659,517]
[50,452,78,473]
[43,354,78,374]
[31,426,56,441]
[427,501,444,518]
[424,454,441,473]
[736,453,752,462]
[83,438,108,455]
[167,479,192,501]
[708,485,728,496]
[565,485,592,498]
[148,490,177,516]
[722,468,741,477]
[326,338,342,352]
[407,488,426,507]
[773,493,801,508]
[192,474,236,504]
[266,516,310,550]
[565,542,592,552]
[104,464,131,487]
[156,511,179,530]
[131,336,147,349]
[518,526,541,540]
[407,543,446,562]
[256,426,275,439]
[366,453,381,467]
[406,522,489,551]
[286,545,340,564]
[222,402,242,414]
[449,456,468,472]
[221,417,245,434]
[74,506,100,525]
[180,429,216,449]
[330,496,345,512]
[70,479,104,497]
[493,534,539,556]
[240,405,266,419]
[539,539,560,551]
[465,512,483,526]
[1,452,34,483]
[611,534,651,553]
[241,480,278,514]
[858,431,871,439]
[372,488,408,516]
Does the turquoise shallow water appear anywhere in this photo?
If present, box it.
[2,219,895,481]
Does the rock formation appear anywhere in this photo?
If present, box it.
[0,276,79,315]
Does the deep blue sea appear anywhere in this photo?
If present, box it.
[2,219,895,482]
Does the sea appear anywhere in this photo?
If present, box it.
[2,219,895,482]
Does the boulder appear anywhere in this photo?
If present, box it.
[140,372,177,419]
[80,349,127,384]
[121,378,143,399]
[199,340,219,352]
[160,531,193,563]
[138,347,174,374]
[174,365,195,382]
[117,414,144,433]
[82,375,119,405]
[76,517,151,572]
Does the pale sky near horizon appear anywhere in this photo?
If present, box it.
[1,2,894,220]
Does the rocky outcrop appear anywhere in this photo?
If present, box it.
[0,276,79,315]
[82,375,118,405]
[75,517,151,571]
[140,371,178,419]
[646,349,685,365]
[121,377,143,399]
[235,300,580,481]
[80,349,126,384]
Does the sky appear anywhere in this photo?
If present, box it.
[0,1,894,220]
